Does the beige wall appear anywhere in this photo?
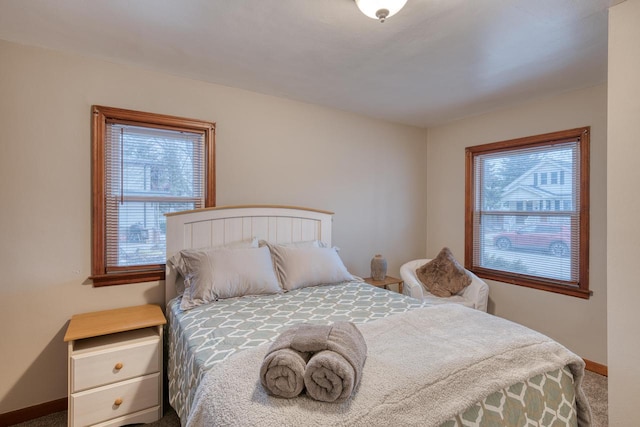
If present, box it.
[608,0,640,423]
[0,40,428,413]
[425,84,608,364]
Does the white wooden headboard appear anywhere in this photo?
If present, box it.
[164,205,334,303]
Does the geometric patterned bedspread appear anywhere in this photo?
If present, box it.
[167,281,426,422]
[445,366,578,426]
[167,281,580,426]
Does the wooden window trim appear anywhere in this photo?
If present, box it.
[91,106,215,287]
[464,127,590,299]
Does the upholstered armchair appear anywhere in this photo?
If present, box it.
[400,259,489,312]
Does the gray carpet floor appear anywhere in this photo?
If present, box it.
[581,370,608,426]
[13,370,608,426]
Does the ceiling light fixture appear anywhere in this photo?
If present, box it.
[355,0,407,23]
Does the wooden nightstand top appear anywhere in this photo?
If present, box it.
[64,304,166,342]
[363,276,403,294]
[363,275,402,287]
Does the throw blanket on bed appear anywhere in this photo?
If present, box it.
[186,304,591,427]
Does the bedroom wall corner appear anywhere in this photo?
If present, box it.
[607,0,640,423]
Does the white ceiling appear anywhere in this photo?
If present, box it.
[0,0,620,127]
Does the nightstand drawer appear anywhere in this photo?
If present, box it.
[70,373,160,427]
[71,329,160,392]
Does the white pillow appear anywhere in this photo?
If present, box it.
[267,244,354,291]
[168,238,258,296]
[179,245,281,310]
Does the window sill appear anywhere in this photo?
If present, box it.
[471,267,591,299]
[90,269,165,287]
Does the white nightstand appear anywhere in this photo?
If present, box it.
[63,304,166,427]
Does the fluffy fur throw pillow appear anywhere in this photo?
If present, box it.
[416,248,471,297]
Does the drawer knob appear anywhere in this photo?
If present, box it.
[114,362,123,370]
[114,397,123,406]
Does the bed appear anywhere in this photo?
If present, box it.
[164,205,591,426]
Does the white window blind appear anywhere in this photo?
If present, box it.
[471,140,581,286]
[104,122,205,271]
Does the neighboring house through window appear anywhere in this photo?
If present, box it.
[91,106,215,286]
[465,127,590,298]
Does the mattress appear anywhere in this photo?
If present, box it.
[167,281,583,426]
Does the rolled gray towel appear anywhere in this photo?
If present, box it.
[302,322,367,403]
[260,326,311,398]
[290,324,332,353]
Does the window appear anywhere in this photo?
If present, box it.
[540,173,548,185]
[465,127,590,298]
[91,106,215,286]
